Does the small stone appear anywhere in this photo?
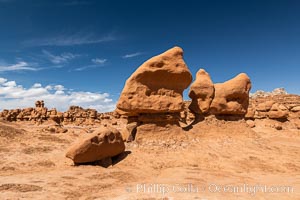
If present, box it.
[274,124,282,130]
[246,120,255,128]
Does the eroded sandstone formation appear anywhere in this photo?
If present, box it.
[0,47,298,140]
[0,102,111,127]
[242,93,300,130]
[116,46,192,141]
[246,94,300,121]
[62,106,100,126]
[188,70,252,116]
[0,101,48,124]
[117,46,192,115]
[210,73,251,115]
[188,69,214,114]
[65,127,125,164]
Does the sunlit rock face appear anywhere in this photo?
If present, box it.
[209,73,252,115]
[116,46,192,116]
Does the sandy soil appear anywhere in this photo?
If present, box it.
[0,118,299,200]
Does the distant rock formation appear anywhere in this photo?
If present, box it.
[35,100,45,108]
[62,106,100,126]
[250,88,288,98]
[0,100,48,124]
[246,94,300,121]
[0,101,115,127]
[248,88,299,129]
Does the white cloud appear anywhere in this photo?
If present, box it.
[0,77,115,112]
[24,32,116,47]
[32,83,42,88]
[73,65,95,71]
[73,58,107,71]
[74,64,107,71]
[42,50,79,64]
[54,85,65,91]
[91,58,107,65]
[0,61,40,72]
[45,85,53,90]
[0,78,8,84]
[3,81,17,87]
[122,52,142,59]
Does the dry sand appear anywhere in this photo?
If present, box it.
[0,118,299,200]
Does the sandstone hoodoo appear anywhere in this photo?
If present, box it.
[65,127,125,164]
[188,69,214,114]
[209,73,252,115]
[116,46,192,140]
[117,46,192,115]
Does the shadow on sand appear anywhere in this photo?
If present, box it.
[182,114,205,131]
[74,151,132,168]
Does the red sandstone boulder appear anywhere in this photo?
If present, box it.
[65,127,125,164]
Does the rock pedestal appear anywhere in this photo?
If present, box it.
[116,46,192,140]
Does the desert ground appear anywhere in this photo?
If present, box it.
[0,114,299,200]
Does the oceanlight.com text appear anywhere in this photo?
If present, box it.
[130,183,294,196]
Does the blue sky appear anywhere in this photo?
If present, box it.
[0,0,299,111]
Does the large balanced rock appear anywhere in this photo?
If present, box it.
[116,46,192,116]
[188,69,214,114]
[65,127,125,164]
[210,73,251,115]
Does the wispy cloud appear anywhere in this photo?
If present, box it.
[0,77,115,112]
[24,32,116,47]
[74,57,107,71]
[122,52,143,59]
[42,50,79,64]
[0,62,40,72]
[91,58,107,65]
